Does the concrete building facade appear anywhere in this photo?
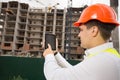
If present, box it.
[0,1,29,55]
[0,1,87,60]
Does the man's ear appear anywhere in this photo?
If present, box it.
[91,26,99,37]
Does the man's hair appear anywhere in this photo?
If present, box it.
[85,20,116,41]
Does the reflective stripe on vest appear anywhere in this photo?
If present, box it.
[87,48,120,58]
[104,48,120,58]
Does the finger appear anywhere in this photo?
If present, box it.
[56,38,58,51]
[41,42,44,48]
[48,44,52,49]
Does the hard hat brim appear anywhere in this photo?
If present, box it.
[73,22,81,27]
[73,18,120,27]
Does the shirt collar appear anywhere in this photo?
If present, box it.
[85,42,114,56]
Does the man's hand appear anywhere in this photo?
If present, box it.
[43,44,54,57]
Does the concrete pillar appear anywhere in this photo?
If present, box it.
[53,7,57,34]
[110,0,119,52]
[118,0,120,53]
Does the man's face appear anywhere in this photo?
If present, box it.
[78,25,92,49]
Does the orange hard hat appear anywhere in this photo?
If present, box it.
[74,4,119,27]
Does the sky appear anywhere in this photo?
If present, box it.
[0,0,110,8]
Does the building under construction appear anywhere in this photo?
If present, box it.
[3,1,118,60]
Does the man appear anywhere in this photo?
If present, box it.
[43,4,120,80]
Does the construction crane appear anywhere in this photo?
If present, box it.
[28,0,45,6]
[47,3,60,12]
[26,0,45,8]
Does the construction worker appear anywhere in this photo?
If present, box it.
[43,4,120,80]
